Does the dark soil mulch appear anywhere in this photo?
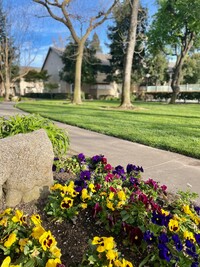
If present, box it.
[1,171,138,267]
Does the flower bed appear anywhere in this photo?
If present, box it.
[1,154,200,267]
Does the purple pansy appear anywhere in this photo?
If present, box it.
[172,234,183,251]
[78,153,86,162]
[143,230,155,244]
[158,243,172,262]
[80,170,91,181]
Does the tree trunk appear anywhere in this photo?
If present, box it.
[120,0,139,108]
[4,40,10,101]
[169,63,182,104]
[72,42,84,104]
[169,33,195,104]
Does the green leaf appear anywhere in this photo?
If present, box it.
[24,258,35,267]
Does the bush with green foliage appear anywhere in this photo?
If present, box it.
[0,114,69,157]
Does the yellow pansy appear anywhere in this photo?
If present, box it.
[60,197,73,209]
[32,225,45,239]
[106,249,119,261]
[168,219,180,232]
[0,208,12,218]
[31,214,42,225]
[50,183,63,191]
[182,205,193,216]
[0,217,8,227]
[92,236,104,245]
[97,237,115,252]
[192,215,200,225]
[66,186,78,198]
[1,256,11,267]
[81,203,88,209]
[121,258,133,267]
[81,188,91,202]
[4,233,17,248]
[45,258,61,267]
[39,230,57,251]
[18,238,29,252]
[107,200,115,211]
[12,210,27,225]
[116,201,125,209]
[50,246,62,259]
[68,180,75,188]
[89,183,96,193]
[108,192,115,200]
[184,231,196,242]
[117,190,126,201]
[0,256,20,267]
[161,209,170,216]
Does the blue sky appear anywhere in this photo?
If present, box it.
[13,0,157,68]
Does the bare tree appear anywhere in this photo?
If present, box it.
[0,0,37,101]
[120,0,140,108]
[33,0,119,104]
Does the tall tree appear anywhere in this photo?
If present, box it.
[60,40,101,85]
[0,0,37,100]
[33,0,118,104]
[120,0,140,108]
[0,1,18,100]
[148,0,200,104]
[107,0,147,105]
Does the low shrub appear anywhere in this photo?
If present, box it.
[24,93,71,100]
[0,114,69,157]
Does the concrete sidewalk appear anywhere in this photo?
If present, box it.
[1,101,200,203]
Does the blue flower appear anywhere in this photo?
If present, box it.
[74,180,87,192]
[78,153,85,162]
[92,155,103,164]
[152,211,170,226]
[159,233,169,244]
[185,240,198,259]
[126,164,143,173]
[194,205,200,216]
[80,170,91,181]
[158,243,172,262]
[113,165,125,176]
[195,233,200,245]
[191,262,199,267]
[143,230,155,244]
[52,164,56,172]
[172,234,183,251]
[129,176,139,186]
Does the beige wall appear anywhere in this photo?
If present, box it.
[42,49,70,93]
[18,79,44,95]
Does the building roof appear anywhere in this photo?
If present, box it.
[41,46,111,70]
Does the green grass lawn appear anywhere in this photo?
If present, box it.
[16,100,200,159]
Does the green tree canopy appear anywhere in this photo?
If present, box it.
[24,70,50,82]
[144,52,168,86]
[106,0,147,85]
[182,53,200,84]
[59,40,101,85]
[148,0,200,103]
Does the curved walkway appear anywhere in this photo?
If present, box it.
[1,101,200,204]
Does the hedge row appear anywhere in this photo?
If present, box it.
[143,92,200,102]
[24,93,70,100]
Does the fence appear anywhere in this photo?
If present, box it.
[146,84,200,93]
